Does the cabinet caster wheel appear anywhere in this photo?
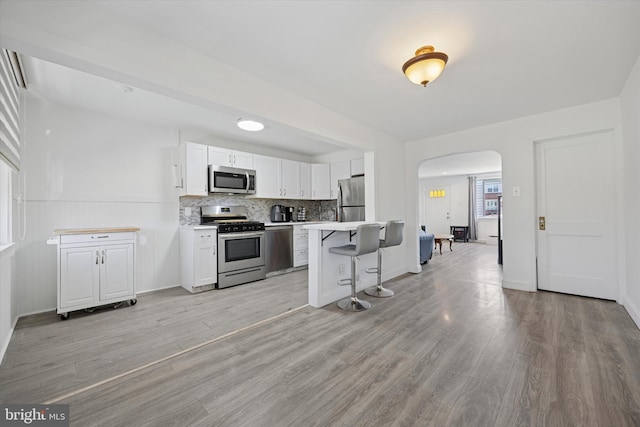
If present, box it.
[129,299,137,306]
[60,313,69,321]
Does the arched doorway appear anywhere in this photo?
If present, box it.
[418,150,502,262]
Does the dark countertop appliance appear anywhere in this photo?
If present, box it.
[201,205,265,288]
[270,205,293,222]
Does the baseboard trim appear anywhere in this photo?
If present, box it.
[502,280,533,292]
[0,316,18,366]
[623,296,640,330]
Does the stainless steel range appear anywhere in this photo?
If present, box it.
[201,206,266,288]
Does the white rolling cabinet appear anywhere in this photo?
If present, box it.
[180,227,217,293]
[52,229,138,320]
[293,224,309,267]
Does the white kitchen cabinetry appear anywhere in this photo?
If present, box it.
[330,160,351,199]
[350,157,365,176]
[180,227,217,293]
[293,224,309,267]
[207,146,254,169]
[53,229,137,320]
[299,162,311,199]
[281,159,300,198]
[311,163,331,199]
[174,142,208,196]
[253,154,283,198]
[253,155,307,199]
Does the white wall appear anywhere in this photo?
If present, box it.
[0,245,16,363]
[15,96,180,315]
[621,54,640,327]
[418,175,469,231]
[405,99,623,294]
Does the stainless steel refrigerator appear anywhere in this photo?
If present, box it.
[337,176,365,222]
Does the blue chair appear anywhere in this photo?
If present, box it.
[328,223,381,311]
[365,220,405,298]
[420,227,435,264]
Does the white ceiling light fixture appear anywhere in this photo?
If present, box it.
[237,119,264,132]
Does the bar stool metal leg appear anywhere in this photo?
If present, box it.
[337,256,371,311]
[364,249,395,298]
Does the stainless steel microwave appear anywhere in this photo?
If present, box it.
[208,165,256,194]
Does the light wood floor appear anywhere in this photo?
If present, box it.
[2,243,639,426]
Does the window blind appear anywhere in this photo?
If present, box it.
[0,49,21,170]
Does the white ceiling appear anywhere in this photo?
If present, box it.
[4,1,640,162]
[418,151,502,179]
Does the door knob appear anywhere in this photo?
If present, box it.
[539,216,546,230]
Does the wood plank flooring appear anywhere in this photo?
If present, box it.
[2,242,639,426]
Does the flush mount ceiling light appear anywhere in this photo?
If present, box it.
[402,45,448,87]
[237,119,264,132]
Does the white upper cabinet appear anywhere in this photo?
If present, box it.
[253,154,282,198]
[207,146,254,169]
[174,142,208,197]
[253,156,315,199]
[281,159,300,199]
[311,163,330,199]
[330,160,351,199]
[350,157,364,176]
[299,162,311,200]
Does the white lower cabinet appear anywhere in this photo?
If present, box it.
[293,225,309,267]
[56,230,137,320]
[180,227,217,293]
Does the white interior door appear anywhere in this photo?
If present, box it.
[535,131,617,300]
[424,185,451,234]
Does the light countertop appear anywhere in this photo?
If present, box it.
[264,221,323,226]
[53,227,140,235]
[303,221,385,231]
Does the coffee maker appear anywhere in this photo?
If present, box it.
[270,205,287,222]
[285,206,294,222]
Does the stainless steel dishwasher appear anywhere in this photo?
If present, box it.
[265,225,293,273]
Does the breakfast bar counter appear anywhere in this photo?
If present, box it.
[304,221,385,308]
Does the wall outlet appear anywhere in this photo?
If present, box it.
[338,264,345,275]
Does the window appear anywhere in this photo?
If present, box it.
[475,177,502,217]
[485,199,498,212]
[485,182,502,193]
[0,158,12,247]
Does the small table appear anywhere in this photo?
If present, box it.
[433,234,454,255]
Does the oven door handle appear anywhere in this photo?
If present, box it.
[219,231,264,239]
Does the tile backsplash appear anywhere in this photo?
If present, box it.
[180,194,337,225]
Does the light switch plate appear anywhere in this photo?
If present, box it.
[185,207,192,216]
[512,187,521,197]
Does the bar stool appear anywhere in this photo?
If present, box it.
[364,220,405,298]
[328,223,381,311]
